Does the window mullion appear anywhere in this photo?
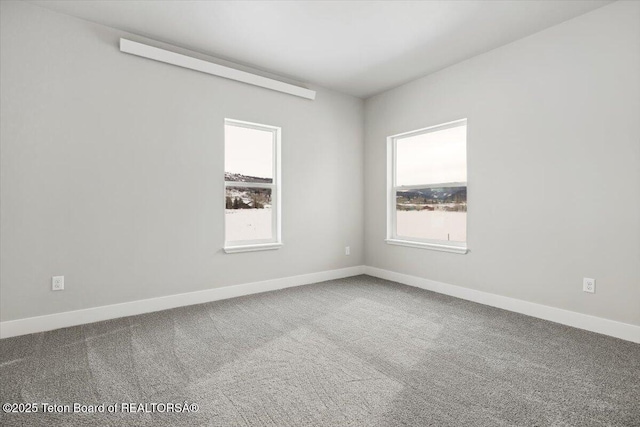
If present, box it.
[225,181,274,189]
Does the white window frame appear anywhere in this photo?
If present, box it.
[223,119,282,254]
[386,118,468,254]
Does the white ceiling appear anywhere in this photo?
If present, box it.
[28,0,612,98]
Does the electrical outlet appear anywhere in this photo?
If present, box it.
[583,277,595,294]
[52,276,64,291]
[345,246,350,256]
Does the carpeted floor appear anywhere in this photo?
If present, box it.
[1,275,639,426]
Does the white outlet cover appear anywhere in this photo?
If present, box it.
[583,277,595,293]
[52,276,64,291]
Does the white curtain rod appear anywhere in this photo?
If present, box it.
[119,39,316,100]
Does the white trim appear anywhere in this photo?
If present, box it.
[225,119,281,132]
[223,243,283,254]
[274,123,282,246]
[385,239,468,254]
[386,137,395,244]
[388,118,468,140]
[0,266,366,339]
[3,265,637,343]
[387,119,469,249]
[364,266,640,344]
[119,39,316,100]
[224,119,282,249]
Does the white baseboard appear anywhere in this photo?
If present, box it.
[0,265,366,339]
[3,265,638,344]
[364,266,640,344]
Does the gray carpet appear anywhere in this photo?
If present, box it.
[1,275,639,426]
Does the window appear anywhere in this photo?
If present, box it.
[387,119,468,254]
[224,119,281,253]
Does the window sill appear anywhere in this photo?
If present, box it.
[385,239,468,254]
[224,243,283,254]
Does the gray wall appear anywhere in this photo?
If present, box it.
[2,1,638,328]
[364,1,640,326]
[0,1,364,321]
